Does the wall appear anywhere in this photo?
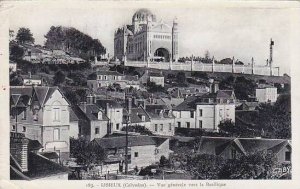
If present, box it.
[149,118,175,136]
[129,145,156,170]
[173,110,196,129]
[90,120,108,141]
[69,121,79,139]
[124,61,279,76]
[256,87,278,103]
[107,107,123,132]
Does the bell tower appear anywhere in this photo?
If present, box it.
[172,17,179,62]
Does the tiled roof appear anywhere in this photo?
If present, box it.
[149,72,163,77]
[123,107,151,123]
[198,136,289,156]
[78,103,109,121]
[145,104,174,119]
[96,71,123,76]
[172,96,198,111]
[28,139,43,151]
[69,107,79,122]
[96,99,123,109]
[92,135,168,148]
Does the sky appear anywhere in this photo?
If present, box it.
[7,1,295,75]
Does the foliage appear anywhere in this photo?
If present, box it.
[191,71,208,79]
[53,70,66,85]
[186,154,226,179]
[70,137,106,166]
[146,81,165,93]
[218,152,278,179]
[159,156,170,167]
[121,125,153,136]
[218,120,257,137]
[44,26,106,60]
[68,72,87,86]
[63,88,88,105]
[220,76,256,100]
[176,72,186,84]
[255,94,291,139]
[9,43,24,60]
[10,72,23,86]
[16,27,35,44]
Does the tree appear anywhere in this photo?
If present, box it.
[186,154,225,179]
[53,70,66,85]
[10,43,24,60]
[87,73,97,80]
[176,72,186,84]
[146,80,165,93]
[16,27,35,44]
[10,72,23,86]
[218,152,278,179]
[70,137,106,171]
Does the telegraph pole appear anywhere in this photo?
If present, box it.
[269,38,274,76]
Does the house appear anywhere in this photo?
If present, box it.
[140,70,165,87]
[123,98,151,129]
[10,132,69,180]
[22,44,43,63]
[69,107,79,139]
[197,136,291,164]
[145,104,175,136]
[168,86,209,98]
[89,135,171,173]
[87,71,141,91]
[10,86,71,162]
[173,88,236,131]
[9,61,17,72]
[96,99,124,133]
[75,98,110,141]
[236,100,259,111]
[22,73,43,86]
[256,84,278,103]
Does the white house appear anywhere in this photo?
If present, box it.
[256,84,278,103]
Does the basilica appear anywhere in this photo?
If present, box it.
[114,8,179,62]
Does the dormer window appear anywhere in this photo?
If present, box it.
[141,115,145,122]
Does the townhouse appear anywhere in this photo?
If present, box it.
[10,86,71,162]
[255,84,278,103]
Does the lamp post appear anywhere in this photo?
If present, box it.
[124,114,130,175]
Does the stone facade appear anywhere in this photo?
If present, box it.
[114,9,178,62]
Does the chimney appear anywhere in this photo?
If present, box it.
[82,102,87,113]
[106,102,110,115]
[93,94,97,104]
[87,93,93,104]
[29,71,32,79]
[128,98,132,114]
[213,81,219,93]
[10,133,29,172]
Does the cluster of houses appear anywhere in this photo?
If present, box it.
[9,66,291,180]
[14,42,85,64]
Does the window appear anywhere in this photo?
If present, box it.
[116,124,120,130]
[231,149,237,159]
[155,124,158,132]
[22,109,27,120]
[95,127,99,134]
[134,152,138,157]
[285,151,291,161]
[141,115,145,122]
[177,122,181,128]
[22,126,26,132]
[169,123,172,131]
[104,75,107,80]
[53,128,60,141]
[190,111,194,118]
[186,122,190,128]
[199,109,203,117]
[53,108,60,122]
[11,125,16,131]
[160,124,163,131]
[199,120,202,129]
[226,109,230,117]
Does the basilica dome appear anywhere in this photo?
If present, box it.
[132,8,156,23]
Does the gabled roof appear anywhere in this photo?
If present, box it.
[123,106,151,123]
[78,103,109,121]
[198,136,290,156]
[96,99,123,109]
[145,104,174,119]
[69,107,79,122]
[172,96,198,111]
[92,135,168,148]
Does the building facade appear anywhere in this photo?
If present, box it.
[10,86,71,162]
[114,9,179,62]
[256,85,278,103]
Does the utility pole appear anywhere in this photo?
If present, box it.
[125,97,132,175]
[269,38,274,76]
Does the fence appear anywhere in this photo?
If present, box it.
[123,61,279,76]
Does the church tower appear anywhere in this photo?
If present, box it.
[172,18,179,62]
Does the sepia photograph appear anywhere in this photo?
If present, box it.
[0,0,299,188]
